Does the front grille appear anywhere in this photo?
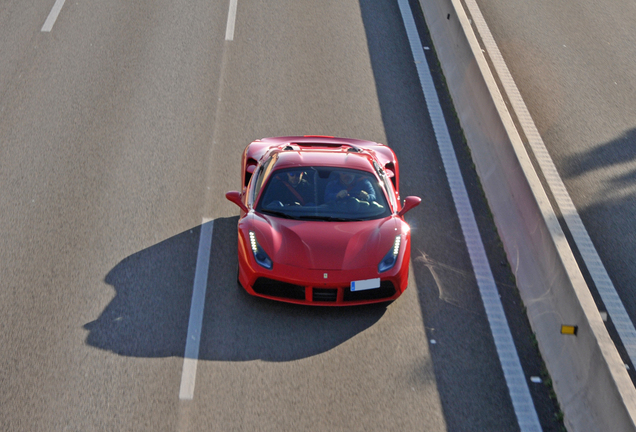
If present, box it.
[343,281,396,302]
[312,288,337,302]
[252,278,306,300]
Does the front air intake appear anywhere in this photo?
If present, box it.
[252,278,306,300]
[312,288,337,302]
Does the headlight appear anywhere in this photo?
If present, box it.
[378,235,401,273]
[249,231,273,269]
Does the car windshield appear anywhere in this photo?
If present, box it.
[255,167,392,221]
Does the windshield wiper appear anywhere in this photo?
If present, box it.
[297,215,364,222]
[261,209,299,219]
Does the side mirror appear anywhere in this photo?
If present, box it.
[225,191,249,213]
[398,196,421,217]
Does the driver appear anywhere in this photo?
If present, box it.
[324,171,376,204]
[266,170,313,206]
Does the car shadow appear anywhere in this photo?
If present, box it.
[84,216,386,361]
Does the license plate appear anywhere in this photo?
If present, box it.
[350,278,381,292]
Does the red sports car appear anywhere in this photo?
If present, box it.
[225,136,421,305]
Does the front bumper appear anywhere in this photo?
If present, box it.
[237,240,410,306]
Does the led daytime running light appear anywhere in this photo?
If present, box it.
[392,236,401,256]
[249,231,258,253]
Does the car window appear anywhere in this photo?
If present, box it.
[256,167,391,221]
[372,161,397,211]
[380,170,397,211]
[250,154,278,205]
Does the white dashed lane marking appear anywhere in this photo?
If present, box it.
[179,219,214,400]
[225,0,238,41]
[41,0,67,32]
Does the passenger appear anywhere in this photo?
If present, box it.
[324,171,376,204]
[265,170,313,207]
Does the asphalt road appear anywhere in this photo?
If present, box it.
[475,0,636,372]
[0,0,561,430]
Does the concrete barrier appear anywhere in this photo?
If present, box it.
[415,0,636,429]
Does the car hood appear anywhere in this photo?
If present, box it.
[247,215,401,270]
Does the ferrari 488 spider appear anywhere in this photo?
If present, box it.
[225,136,420,305]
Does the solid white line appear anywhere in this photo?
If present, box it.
[41,0,67,32]
[396,1,542,430]
[179,219,214,400]
[225,0,238,41]
[462,0,636,366]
